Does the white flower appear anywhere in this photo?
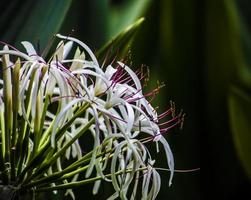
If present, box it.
[0,34,184,200]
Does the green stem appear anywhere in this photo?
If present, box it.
[35,167,147,193]
[39,102,89,150]
[32,94,49,157]
[2,53,13,183]
[23,165,90,190]
[0,103,6,182]
[22,117,95,184]
[23,142,114,189]
[16,68,36,177]
[18,103,90,184]
[11,60,20,180]
[37,117,56,150]
[31,66,47,157]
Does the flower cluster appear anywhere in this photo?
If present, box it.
[0,34,184,199]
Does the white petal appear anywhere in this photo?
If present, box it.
[56,34,99,67]
[21,41,37,56]
[51,97,85,147]
[159,137,174,186]
[63,41,73,59]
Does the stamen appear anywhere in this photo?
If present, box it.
[0,41,20,51]
[158,108,173,120]
[155,167,200,173]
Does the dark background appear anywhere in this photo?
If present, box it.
[1,0,251,199]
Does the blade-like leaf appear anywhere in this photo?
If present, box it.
[96,18,145,64]
[107,0,150,37]
[229,86,251,179]
[1,0,72,53]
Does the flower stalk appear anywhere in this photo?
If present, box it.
[35,167,148,193]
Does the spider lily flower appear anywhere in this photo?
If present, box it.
[0,34,183,200]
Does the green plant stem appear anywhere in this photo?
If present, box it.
[32,66,47,156]
[0,100,7,183]
[22,117,95,184]
[16,68,36,177]
[22,157,91,189]
[35,167,147,193]
[11,60,20,180]
[39,102,89,149]
[32,94,49,157]
[22,142,115,189]
[2,53,13,183]
[23,165,90,190]
[17,102,90,184]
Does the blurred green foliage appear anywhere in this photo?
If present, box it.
[229,86,251,179]
[1,0,251,199]
[0,0,72,50]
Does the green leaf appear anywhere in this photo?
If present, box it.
[229,86,251,179]
[106,0,150,38]
[96,17,145,63]
[1,0,72,52]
